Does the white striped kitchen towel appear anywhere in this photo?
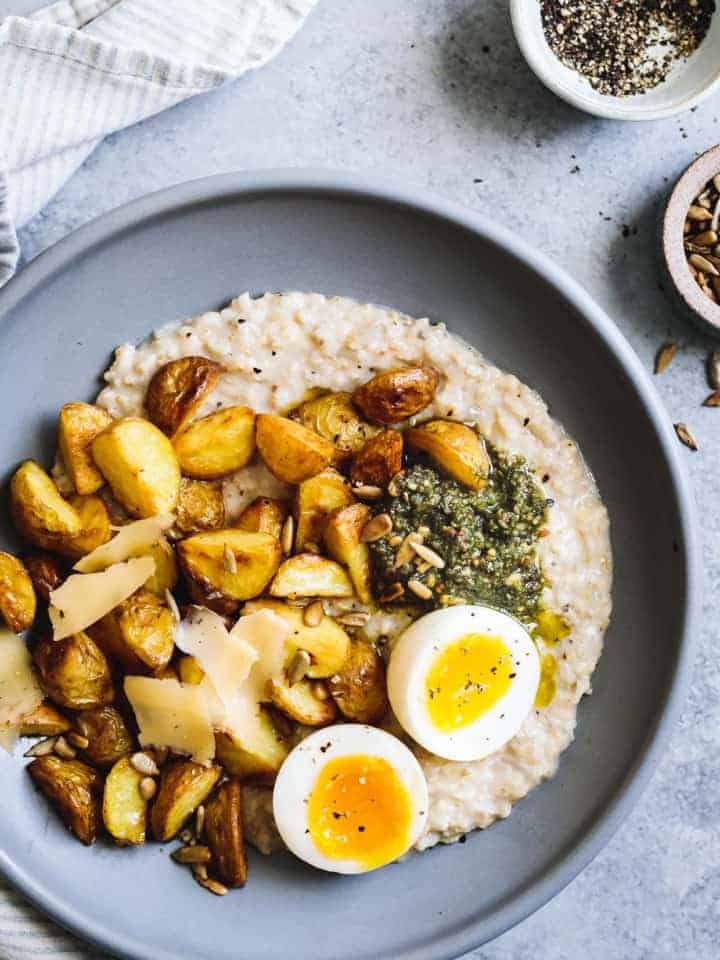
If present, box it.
[0,0,318,290]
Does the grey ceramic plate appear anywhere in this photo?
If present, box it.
[0,171,698,960]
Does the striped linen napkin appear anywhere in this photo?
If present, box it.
[0,5,318,955]
[0,0,318,290]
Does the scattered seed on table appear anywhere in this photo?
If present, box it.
[654,341,677,375]
[674,422,698,450]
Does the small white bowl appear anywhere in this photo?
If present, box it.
[510,0,720,121]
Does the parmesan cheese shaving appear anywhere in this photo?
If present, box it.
[124,676,215,763]
[0,629,43,751]
[49,556,156,640]
[229,610,291,703]
[73,514,175,573]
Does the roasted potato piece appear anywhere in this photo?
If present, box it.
[175,478,225,535]
[18,700,70,737]
[205,781,247,887]
[268,675,336,726]
[256,414,334,484]
[294,391,380,463]
[140,538,178,597]
[350,429,403,488]
[145,357,224,436]
[353,365,439,424]
[294,469,355,551]
[91,417,181,517]
[0,551,36,632]
[405,420,490,490]
[236,497,288,539]
[23,552,65,603]
[10,461,82,550]
[89,588,175,674]
[177,654,205,685]
[269,554,353,599]
[328,637,388,724]
[215,711,288,783]
[173,406,256,479]
[323,504,372,603]
[177,529,282,614]
[74,705,134,767]
[58,402,113,495]
[151,759,222,841]
[59,494,112,558]
[243,599,350,678]
[33,632,114,710]
[27,756,103,845]
[103,756,147,845]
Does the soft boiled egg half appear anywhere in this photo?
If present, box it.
[387,605,540,762]
[273,724,428,874]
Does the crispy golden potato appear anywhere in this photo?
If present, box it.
[140,538,178,597]
[350,429,403,488]
[204,780,247,887]
[177,654,205,685]
[91,417,181,518]
[0,551,36,632]
[236,497,288,540]
[215,712,288,783]
[178,529,281,614]
[405,420,490,490]
[74,705,134,767]
[59,494,112,558]
[294,391,380,464]
[34,631,114,710]
[269,554,353,599]
[328,638,388,724]
[353,365,439,424]
[10,461,82,550]
[176,478,225,535]
[256,414,334,484]
[294,468,355,551]
[151,760,222,841]
[23,552,65,604]
[58,403,113,495]
[244,599,350,678]
[27,756,103,845]
[89,588,175,674]
[173,406,256,479]
[323,504,372,603]
[268,675,336,726]
[145,357,224,436]
[18,700,70,737]
[103,756,147,845]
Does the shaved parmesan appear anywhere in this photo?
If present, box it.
[124,676,215,764]
[73,514,175,573]
[229,610,291,703]
[49,556,156,640]
[0,629,43,751]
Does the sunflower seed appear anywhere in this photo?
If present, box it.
[303,599,324,627]
[281,515,294,554]
[67,732,89,750]
[197,876,228,896]
[688,205,713,221]
[394,531,424,567]
[195,805,206,839]
[352,484,383,500]
[689,254,719,276]
[707,350,720,390]
[54,736,76,759]
[139,777,157,800]
[312,681,330,701]
[703,391,720,406]
[288,649,312,685]
[172,844,212,865]
[693,230,718,247]
[131,752,159,776]
[379,582,404,603]
[191,863,208,881]
[410,541,445,569]
[24,737,57,757]
[674,422,698,450]
[360,513,393,542]
[337,612,371,627]
[223,544,237,574]
[654,341,677,375]
[407,579,433,600]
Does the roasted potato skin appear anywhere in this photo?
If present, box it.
[328,638,388,724]
[145,357,224,436]
[89,588,175,674]
[58,494,112,558]
[91,417,181,518]
[0,551,37,632]
[236,497,288,540]
[74,705,134,767]
[269,553,354,599]
[10,460,82,550]
[352,365,439,425]
[294,391,380,464]
[268,675,336,726]
[294,469,355,551]
[23,552,65,604]
[323,503,372,604]
[34,631,114,710]
[103,756,147,845]
[27,756,103,845]
[350,429,403,488]
[173,406,256,479]
[256,414,334,484]
[18,700,70,737]
[204,780,248,888]
[176,478,225,535]
[151,760,222,841]
[243,599,350,678]
[405,420,490,490]
[58,402,113,495]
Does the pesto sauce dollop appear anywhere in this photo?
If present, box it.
[369,450,551,622]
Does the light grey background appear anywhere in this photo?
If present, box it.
[5,1,720,958]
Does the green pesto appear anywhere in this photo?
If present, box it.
[370,450,551,621]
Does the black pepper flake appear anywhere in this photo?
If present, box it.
[253,367,262,374]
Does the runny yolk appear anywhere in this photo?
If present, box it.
[426,633,514,732]
[307,754,413,870]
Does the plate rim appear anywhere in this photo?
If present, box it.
[0,168,700,960]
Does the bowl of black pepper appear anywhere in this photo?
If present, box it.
[510,0,720,120]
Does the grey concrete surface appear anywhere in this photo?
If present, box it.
[7,1,720,957]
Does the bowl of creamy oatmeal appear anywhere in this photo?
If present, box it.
[0,172,698,960]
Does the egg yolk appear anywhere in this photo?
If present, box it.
[307,754,413,870]
[425,633,514,732]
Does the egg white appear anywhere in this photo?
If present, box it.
[387,605,540,762]
[272,724,428,874]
